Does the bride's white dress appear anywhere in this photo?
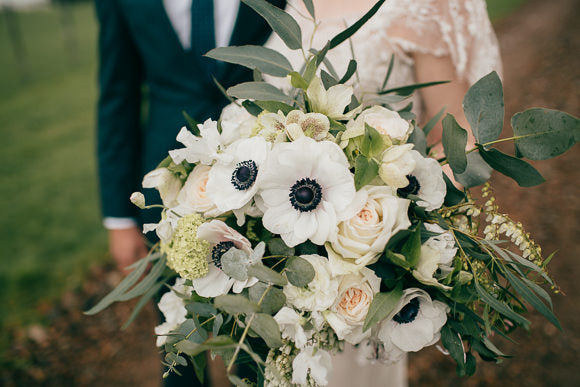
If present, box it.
[265,0,502,386]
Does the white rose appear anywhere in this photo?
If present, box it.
[329,185,411,275]
[284,255,339,312]
[342,106,411,147]
[177,164,221,217]
[378,144,416,188]
[324,268,380,344]
[142,167,183,207]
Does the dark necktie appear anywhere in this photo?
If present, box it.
[191,0,216,75]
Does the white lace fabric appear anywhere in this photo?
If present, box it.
[265,0,502,119]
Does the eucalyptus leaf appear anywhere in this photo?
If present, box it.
[474,281,531,329]
[302,0,315,18]
[463,71,504,144]
[511,108,580,160]
[118,255,167,301]
[267,238,295,257]
[407,125,427,156]
[185,302,218,318]
[254,100,295,115]
[247,264,288,286]
[214,294,260,315]
[227,81,293,104]
[442,114,468,174]
[285,256,316,287]
[441,325,465,368]
[354,155,379,190]
[362,285,403,332]
[213,314,224,337]
[166,352,188,367]
[381,54,395,90]
[453,152,492,188]
[122,280,165,329]
[478,146,545,187]
[338,59,357,84]
[422,106,446,136]
[205,45,293,77]
[251,313,283,348]
[321,69,338,88]
[221,248,251,281]
[443,174,466,206]
[379,80,449,96]
[329,0,386,49]
[249,282,286,315]
[242,0,302,50]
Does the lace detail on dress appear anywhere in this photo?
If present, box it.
[265,0,502,119]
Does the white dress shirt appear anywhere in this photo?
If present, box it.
[105,0,241,230]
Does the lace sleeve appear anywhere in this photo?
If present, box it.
[384,0,503,84]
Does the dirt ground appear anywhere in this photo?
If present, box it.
[2,0,579,385]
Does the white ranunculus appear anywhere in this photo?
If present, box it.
[401,150,446,211]
[379,144,416,188]
[273,307,311,349]
[292,345,333,386]
[169,120,233,165]
[328,185,411,275]
[378,288,449,354]
[177,164,221,217]
[306,76,361,120]
[206,136,270,214]
[154,278,193,346]
[219,101,256,143]
[413,224,457,290]
[284,254,339,312]
[341,106,411,147]
[142,167,182,208]
[324,268,380,344]
[257,137,356,247]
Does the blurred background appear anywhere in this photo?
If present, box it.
[0,0,577,385]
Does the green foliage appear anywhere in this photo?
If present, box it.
[453,152,492,188]
[221,248,251,281]
[242,0,302,50]
[338,59,357,84]
[301,0,315,19]
[251,313,283,348]
[463,71,504,145]
[353,155,379,190]
[205,45,293,77]
[247,264,288,286]
[267,238,295,257]
[401,225,422,267]
[227,81,293,104]
[214,295,260,315]
[477,146,545,187]
[248,283,286,315]
[363,285,403,332]
[284,256,315,287]
[361,123,386,158]
[511,108,580,160]
[253,100,296,115]
[379,80,450,96]
[182,111,201,136]
[328,0,386,49]
[442,114,468,173]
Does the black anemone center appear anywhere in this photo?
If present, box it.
[231,160,258,191]
[397,175,421,198]
[211,241,235,269]
[289,178,323,212]
[393,298,420,324]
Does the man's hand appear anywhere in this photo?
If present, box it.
[108,227,149,270]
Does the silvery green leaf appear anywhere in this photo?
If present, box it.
[442,114,468,174]
[285,256,315,287]
[369,94,410,106]
[511,108,580,160]
[408,125,427,156]
[321,69,338,88]
[478,146,545,187]
[242,0,302,50]
[165,352,187,367]
[354,155,379,191]
[379,80,450,96]
[463,71,504,144]
[227,82,293,104]
[362,285,403,332]
[267,238,295,257]
[254,100,295,115]
[249,282,286,315]
[251,313,283,348]
[474,281,530,329]
[185,302,218,318]
[453,152,492,188]
[329,0,386,49]
[205,45,293,77]
[221,248,251,281]
[214,295,259,315]
[302,0,315,18]
[422,106,445,136]
[213,314,224,337]
[247,264,288,286]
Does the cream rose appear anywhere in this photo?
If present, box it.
[378,144,416,188]
[177,164,221,217]
[324,268,381,344]
[328,185,411,275]
[341,106,411,148]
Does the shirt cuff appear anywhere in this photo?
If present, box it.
[103,217,138,230]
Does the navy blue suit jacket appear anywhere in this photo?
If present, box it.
[95,0,285,223]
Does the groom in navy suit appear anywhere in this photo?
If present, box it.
[95,1,284,384]
[96,0,285,269]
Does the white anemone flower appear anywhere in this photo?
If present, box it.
[257,137,356,247]
[206,137,270,215]
[191,220,260,297]
[154,278,193,347]
[169,119,233,165]
[306,76,362,120]
[378,288,449,355]
[396,150,446,211]
[292,345,333,386]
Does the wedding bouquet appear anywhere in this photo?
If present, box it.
[87,1,579,385]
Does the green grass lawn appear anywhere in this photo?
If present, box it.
[0,3,107,348]
[0,0,526,361]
